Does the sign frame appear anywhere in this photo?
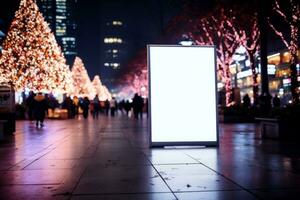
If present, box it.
[148,45,219,147]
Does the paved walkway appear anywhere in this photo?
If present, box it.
[0,114,300,200]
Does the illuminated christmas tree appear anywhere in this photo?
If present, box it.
[119,49,148,98]
[92,75,103,96]
[102,85,112,101]
[91,75,112,101]
[0,0,71,92]
[71,57,94,98]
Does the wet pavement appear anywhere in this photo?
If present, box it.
[0,114,300,200]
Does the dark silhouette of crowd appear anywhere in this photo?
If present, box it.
[132,93,144,119]
[23,91,148,128]
[25,91,58,127]
[241,92,284,110]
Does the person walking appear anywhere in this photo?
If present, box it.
[105,99,110,116]
[33,92,47,128]
[73,96,79,115]
[243,94,251,108]
[272,94,281,108]
[138,95,144,119]
[132,93,140,119]
[124,100,131,116]
[26,91,35,121]
[93,95,100,119]
[110,97,117,117]
[81,97,90,119]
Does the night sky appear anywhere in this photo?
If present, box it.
[0,0,185,80]
[76,0,188,80]
[0,0,287,84]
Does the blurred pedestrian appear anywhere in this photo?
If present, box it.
[44,94,50,117]
[119,100,125,114]
[110,97,117,117]
[259,92,272,115]
[105,99,110,116]
[26,91,35,121]
[81,97,90,119]
[93,95,100,119]
[243,94,251,108]
[62,96,74,118]
[138,96,144,119]
[124,100,131,116]
[272,94,281,108]
[33,92,47,128]
[132,93,142,119]
[73,96,79,115]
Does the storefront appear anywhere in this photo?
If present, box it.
[219,49,300,104]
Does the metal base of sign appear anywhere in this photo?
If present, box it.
[151,141,218,148]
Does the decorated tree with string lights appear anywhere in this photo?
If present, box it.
[92,75,102,96]
[238,9,260,104]
[71,57,93,98]
[190,7,241,106]
[269,0,300,103]
[166,2,263,106]
[0,0,71,92]
[118,49,148,98]
[101,86,112,101]
[91,75,111,100]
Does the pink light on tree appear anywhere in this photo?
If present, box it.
[190,7,241,106]
[269,0,300,103]
[119,49,148,98]
[238,11,260,103]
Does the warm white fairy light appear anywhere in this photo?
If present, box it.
[0,0,72,93]
[92,75,112,101]
[71,57,94,99]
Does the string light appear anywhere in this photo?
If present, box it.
[92,75,112,101]
[71,57,94,99]
[269,0,299,102]
[0,0,72,93]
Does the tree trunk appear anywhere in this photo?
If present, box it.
[290,53,299,104]
[223,65,232,106]
[248,53,259,104]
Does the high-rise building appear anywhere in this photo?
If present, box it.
[99,1,133,91]
[37,0,77,66]
[101,18,128,90]
[36,0,56,30]
[0,18,5,53]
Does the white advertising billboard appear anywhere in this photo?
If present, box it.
[148,45,218,147]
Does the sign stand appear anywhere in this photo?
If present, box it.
[148,45,219,147]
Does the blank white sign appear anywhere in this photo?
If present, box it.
[148,45,218,146]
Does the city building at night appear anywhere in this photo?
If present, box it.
[224,49,300,104]
[0,19,5,53]
[37,0,77,66]
[0,31,4,53]
[99,1,130,92]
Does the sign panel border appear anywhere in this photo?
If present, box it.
[147,45,219,147]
